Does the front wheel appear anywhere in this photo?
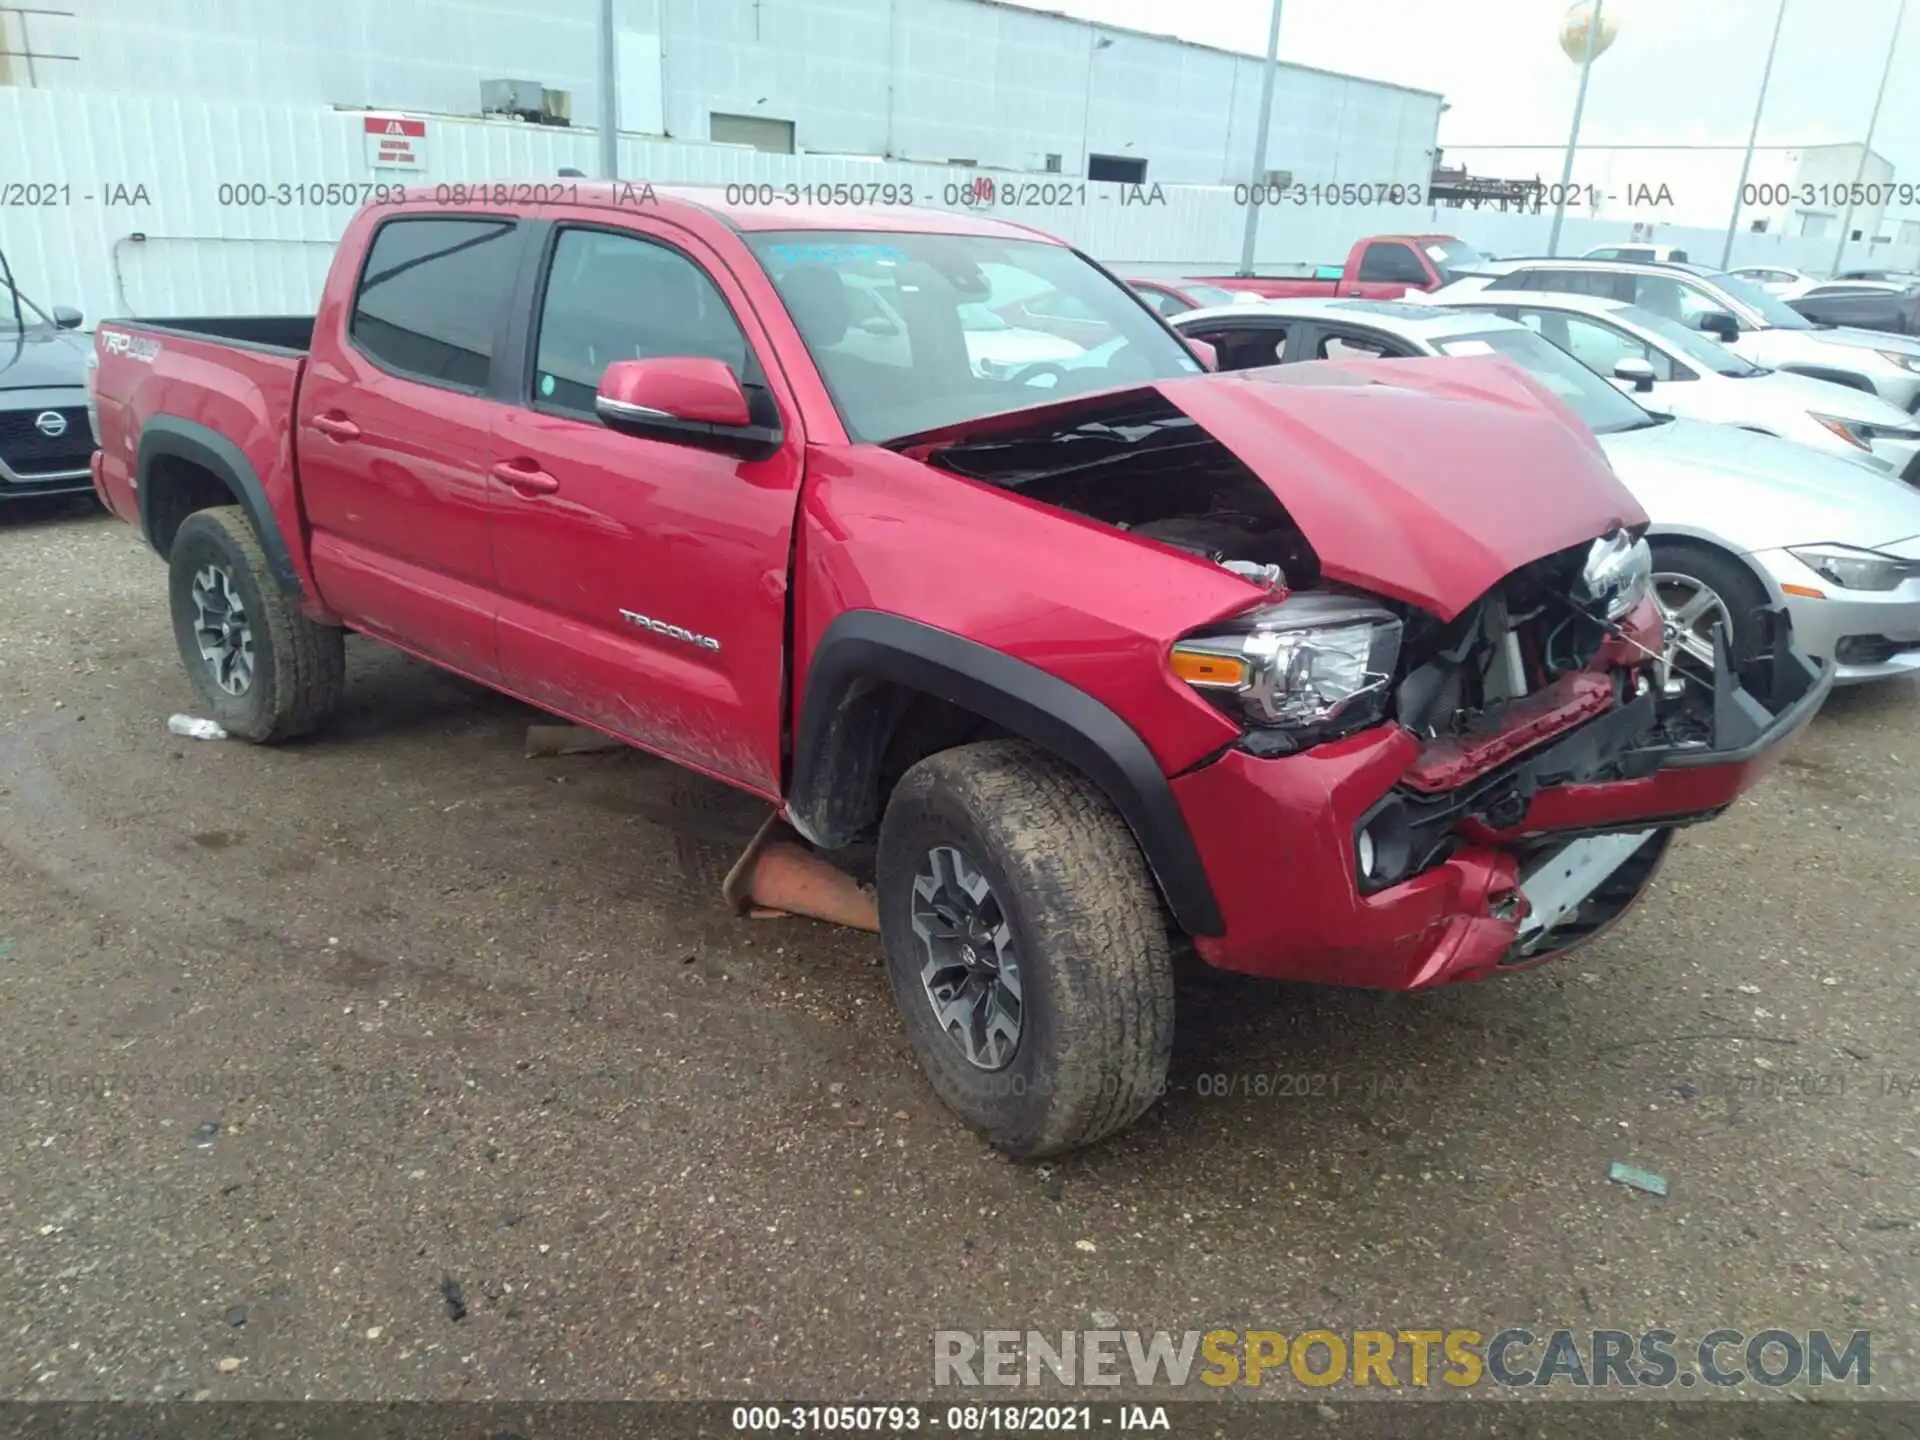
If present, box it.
[877,740,1175,1158]
[167,506,345,742]
[1648,542,1770,699]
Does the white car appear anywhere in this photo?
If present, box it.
[836,282,1085,378]
[1428,257,1920,413]
[1727,265,1823,298]
[1169,297,1920,686]
[1433,290,1920,479]
[1586,243,1691,264]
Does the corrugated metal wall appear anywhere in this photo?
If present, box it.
[18,0,1445,187]
[5,90,1917,322]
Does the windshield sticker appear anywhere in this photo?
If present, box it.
[1426,245,1450,262]
[1441,339,1495,356]
[766,242,907,268]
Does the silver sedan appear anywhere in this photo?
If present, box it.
[1171,298,1920,685]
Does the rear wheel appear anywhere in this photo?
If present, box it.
[167,506,345,742]
[877,740,1175,1158]
[1648,541,1770,698]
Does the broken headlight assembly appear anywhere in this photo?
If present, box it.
[1170,592,1403,741]
[1572,529,1653,621]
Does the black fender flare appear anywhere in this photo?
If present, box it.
[788,610,1224,937]
[136,415,303,597]
[1771,363,1879,397]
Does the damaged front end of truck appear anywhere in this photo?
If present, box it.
[895,358,1830,981]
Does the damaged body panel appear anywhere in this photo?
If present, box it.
[894,356,1647,620]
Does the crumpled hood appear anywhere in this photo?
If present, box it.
[1154,357,1646,617]
[902,356,1645,619]
[0,327,89,393]
[1601,416,1920,552]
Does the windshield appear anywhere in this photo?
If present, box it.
[1427,239,1492,283]
[0,280,55,333]
[1432,328,1658,435]
[748,232,1202,443]
[1707,271,1813,329]
[1615,304,1763,376]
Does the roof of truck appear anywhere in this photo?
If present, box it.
[390,181,1063,242]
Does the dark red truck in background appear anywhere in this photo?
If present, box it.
[1195,233,1492,300]
[89,187,1823,1156]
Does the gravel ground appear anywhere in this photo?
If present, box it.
[2,500,1917,1414]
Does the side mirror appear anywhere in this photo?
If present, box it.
[1613,356,1657,392]
[1693,310,1739,343]
[1185,337,1219,371]
[595,357,782,459]
[52,306,84,330]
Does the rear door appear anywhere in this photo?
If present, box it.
[298,213,526,679]
[486,218,805,797]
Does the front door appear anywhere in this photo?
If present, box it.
[488,220,805,797]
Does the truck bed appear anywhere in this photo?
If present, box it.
[127,315,315,353]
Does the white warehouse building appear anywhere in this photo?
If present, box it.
[4,0,1442,186]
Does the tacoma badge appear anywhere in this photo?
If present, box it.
[620,609,721,652]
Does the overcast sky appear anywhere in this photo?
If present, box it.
[999,0,1920,225]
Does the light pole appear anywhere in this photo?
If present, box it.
[1828,0,1907,275]
[1720,0,1788,269]
[1236,0,1284,277]
[597,0,619,180]
[1079,32,1112,176]
[1547,0,1610,257]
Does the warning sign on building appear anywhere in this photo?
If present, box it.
[363,115,429,171]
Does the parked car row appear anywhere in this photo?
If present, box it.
[1169,295,1920,687]
[82,186,1839,1156]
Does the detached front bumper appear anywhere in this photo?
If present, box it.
[1174,611,1831,989]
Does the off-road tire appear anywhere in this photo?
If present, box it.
[1649,539,1772,668]
[877,739,1175,1158]
[167,506,345,742]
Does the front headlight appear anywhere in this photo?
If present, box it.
[1573,529,1653,620]
[1170,592,1402,738]
[1786,543,1919,592]
[1874,349,1920,374]
[1811,412,1872,450]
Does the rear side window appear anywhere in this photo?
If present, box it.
[350,218,519,388]
[533,228,750,415]
[1357,243,1427,284]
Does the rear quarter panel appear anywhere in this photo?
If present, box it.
[93,325,320,602]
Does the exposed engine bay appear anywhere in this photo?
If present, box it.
[917,393,1677,755]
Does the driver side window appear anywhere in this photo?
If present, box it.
[534,228,749,415]
[1559,314,1671,380]
[1189,326,1284,371]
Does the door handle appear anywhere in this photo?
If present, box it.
[492,460,561,496]
[312,413,361,441]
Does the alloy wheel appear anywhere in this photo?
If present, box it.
[190,563,255,696]
[1651,571,1733,698]
[909,845,1024,1071]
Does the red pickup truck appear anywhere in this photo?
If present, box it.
[1195,234,1491,301]
[89,188,1824,1156]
